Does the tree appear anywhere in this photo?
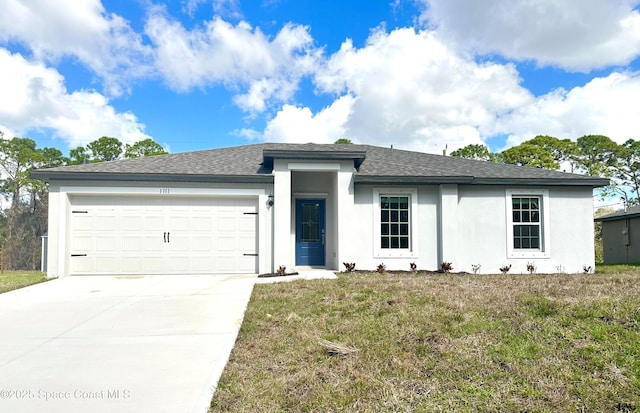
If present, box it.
[524,135,580,172]
[87,136,123,162]
[334,138,352,144]
[500,143,559,169]
[0,135,63,270]
[574,135,618,177]
[612,139,640,205]
[450,144,495,161]
[124,138,168,158]
[67,146,91,165]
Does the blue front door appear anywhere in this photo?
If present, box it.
[295,199,325,266]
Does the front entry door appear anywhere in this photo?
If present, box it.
[295,199,326,266]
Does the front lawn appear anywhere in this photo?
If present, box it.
[0,271,48,294]
[211,271,640,412]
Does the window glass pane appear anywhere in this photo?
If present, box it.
[514,226,521,236]
[380,194,411,249]
[522,211,530,222]
[531,238,539,249]
[522,238,530,248]
[522,199,530,209]
[514,238,521,248]
[512,198,520,209]
[531,198,539,209]
[531,226,539,236]
[301,204,319,242]
[513,211,520,222]
[531,211,539,222]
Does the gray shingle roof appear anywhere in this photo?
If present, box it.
[31,143,609,187]
[595,205,640,222]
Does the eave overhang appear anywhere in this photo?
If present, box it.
[29,171,274,184]
[354,175,610,187]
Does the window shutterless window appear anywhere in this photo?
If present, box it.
[373,188,418,258]
[505,189,550,259]
[512,196,541,249]
[380,196,410,249]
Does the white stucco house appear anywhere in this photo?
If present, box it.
[31,143,608,277]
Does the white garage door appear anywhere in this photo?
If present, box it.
[69,195,258,275]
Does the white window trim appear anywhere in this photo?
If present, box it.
[373,188,419,258]
[505,189,550,259]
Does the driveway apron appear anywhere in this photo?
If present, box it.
[0,274,256,413]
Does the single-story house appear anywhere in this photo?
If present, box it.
[595,205,640,264]
[31,143,608,277]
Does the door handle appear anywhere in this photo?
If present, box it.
[163,232,166,243]
[321,229,325,245]
[167,232,170,243]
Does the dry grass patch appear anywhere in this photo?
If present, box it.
[211,272,640,412]
[0,271,48,294]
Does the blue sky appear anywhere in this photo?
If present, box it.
[1,0,639,156]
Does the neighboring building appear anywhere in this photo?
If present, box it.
[595,205,640,264]
[31,143,608,277]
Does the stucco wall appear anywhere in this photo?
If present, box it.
[343,184,596,274]
[343,184,439,272]
[457,186,595,274]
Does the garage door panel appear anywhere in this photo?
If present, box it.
[95,236,118,251]
[69,195,258,275]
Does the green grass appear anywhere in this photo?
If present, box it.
[211,271,640,412]
[0,271,48,294]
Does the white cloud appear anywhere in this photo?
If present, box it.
[494,71,640,147]
[311,28,532,153]
[0,0,152,95]
[259,95,355,143]
[420,0,640,71]
[145,13,321,113]
[0,49,151,148]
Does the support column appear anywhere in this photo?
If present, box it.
[272,162,292,271]
[438,184,459,268]
[335,164,355,271]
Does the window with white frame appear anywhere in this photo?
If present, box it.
[374,188,418,257]
[506,189,550,258]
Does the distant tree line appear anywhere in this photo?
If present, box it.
[451,135,640,206]
[0,133,167,270]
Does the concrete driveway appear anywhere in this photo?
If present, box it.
[0,274,256,413]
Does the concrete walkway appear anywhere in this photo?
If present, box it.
[0,274,256,413]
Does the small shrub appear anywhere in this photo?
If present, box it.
[376,263,386,273]
[555,265,565,274]
[500,264,512,274]
[527,262,536,274]
[277,265,287,276]
[409,262,417,272]
[583,265,593,274]
[343,262,356,272]
[471,264,481,274]
[440,262,453,273]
